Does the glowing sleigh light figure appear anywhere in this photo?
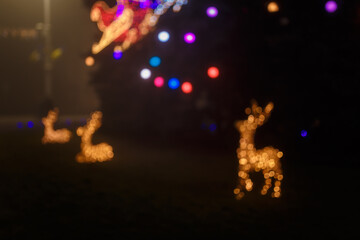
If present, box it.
[76,111,114,163]
[90,0,188,54]
[42,108,72,144]
[233,102,284,199]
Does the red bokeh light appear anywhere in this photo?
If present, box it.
[207,67,219,79]
[181,82,193,94]
[154,76,164,87]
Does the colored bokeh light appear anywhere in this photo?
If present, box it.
[113,49,123,60]
[140,68,151,79]
[168,78,180,89]
[267,2,279,13]
[154,76,165,87]
[27,121,34,128]
[207,67,220,78]
[16,122,23,129]
[184,33,196,44]
[206,7,218,18]
[85,56,95,66]
[209,123,217,132]
[149,56,161,67]
[301,130,308,137]
[181,82,193,94]
[158,31,170,42]
[325,1,338,13]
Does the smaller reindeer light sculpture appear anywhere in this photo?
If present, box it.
[76,111,114,163]
[234,102,284,199]
[42,108,72,144]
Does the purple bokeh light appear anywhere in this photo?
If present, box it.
[301,130,308,138]
[206,6,218,18]
[184,33,196,44]
[325,1,338,13]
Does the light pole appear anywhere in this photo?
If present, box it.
[43,0,53,105]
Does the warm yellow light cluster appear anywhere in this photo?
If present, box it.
[234,102,284,199]
[76,111,114,163]
[42,108,72,144]
[91,0,187,54]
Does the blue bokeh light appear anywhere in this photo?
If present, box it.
[16,122,23,129]
[27,121,34,128]
[209,123,217,132]
[168,78,180,89]
[149,56,161,67]
[301,130,308,138]
[113,50,123,60]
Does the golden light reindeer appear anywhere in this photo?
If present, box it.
[76,111,114,163]
[42,108,72,144]
[233,102,284,199]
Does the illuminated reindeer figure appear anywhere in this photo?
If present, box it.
[233,102,284,199]
[76,111,114,163]
[42,108,72,144]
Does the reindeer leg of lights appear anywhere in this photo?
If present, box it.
[42,108,72,144]
[76,111,114,163]
[233,102,284,199]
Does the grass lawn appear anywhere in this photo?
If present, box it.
[0,130,358,239]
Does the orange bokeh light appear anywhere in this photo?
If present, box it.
[267,2,279,13]
[181,82,193,94]
[207,67,219,79]
[85,56,95,66]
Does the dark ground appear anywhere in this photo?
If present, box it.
[0,129,358,239]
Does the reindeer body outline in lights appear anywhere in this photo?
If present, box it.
[76,111,114,163]
[42,108,72,144]
[90,0,188,54]
[234,102,284,199]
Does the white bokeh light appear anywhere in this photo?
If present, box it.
[140,68,152,79]
[158,31,170,42]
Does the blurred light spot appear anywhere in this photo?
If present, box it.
[209,123,217,132]
[301,130,308,137]
[184,32,196,44]
[17,122,23,129]
[207,67,219,78]
[149,56,161,67]
[325,1,338,13]
[140,68,151,79]
[154,76,165,87]
[173,4,181,12]
[113,49,123,60]
[181,82,193,94]
[85,56,95,66]
[27,121,34,128]
[267,2,279,13]
[51,48,63,60]
[168,78,180,89]
[207,6,218,18]
[158,31,170,42]
[279,17,290,26]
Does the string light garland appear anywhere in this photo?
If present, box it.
[76,111,114,163]
[90,0,188,55]
[42,108,72,144]
[233,102,284,199]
